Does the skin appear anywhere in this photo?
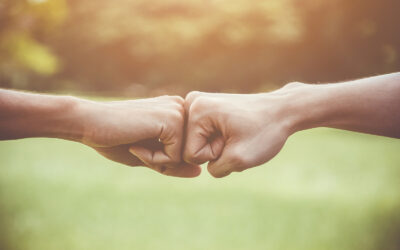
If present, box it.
[0,90,201,178]
[184,72,400,178]
[1,73,399,179]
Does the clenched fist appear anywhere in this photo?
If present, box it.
[183,90,293,178]
[80,96,201,177]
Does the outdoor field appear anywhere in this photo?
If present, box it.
[1,128,399,250]
[1,1,400,249]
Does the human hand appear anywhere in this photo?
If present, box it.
[78,96,201,178]
[183,88,297,178]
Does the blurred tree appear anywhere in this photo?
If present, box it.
[0,0,66,90]
[0,0,399,95]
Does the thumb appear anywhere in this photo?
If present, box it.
[207,144,245,178]
[129,145,203,178]
[183,129,225,165]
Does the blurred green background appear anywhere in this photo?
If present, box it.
[1,0,400,249]
[1,129,400,250]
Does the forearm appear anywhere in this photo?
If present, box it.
[0,89,87,141]
[285,73,400,138]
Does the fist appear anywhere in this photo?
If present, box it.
[183,91,292,178]
[80,96,201,178]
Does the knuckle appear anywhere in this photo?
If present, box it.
[174,111,185,125]
[167,101,184,115]
[170,95,185,104]
[175,103,185,117]
[185,91,202,103]
[168,108,185,122]
[185,91,205,114]
[283,81,304,89]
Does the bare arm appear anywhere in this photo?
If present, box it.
[184,72,400,177]
[0,89,200,177]
[0,89,84,141]
[287,72,400,138]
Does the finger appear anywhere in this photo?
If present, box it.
[161,104,185,164]
[162,163,202,178]
[183,118,223,165]
[183,99,209,164]
[143,163,202,178]
[184,97,225,165]
[130,146,202,178]
[129,146,171,167]
[183,129,210,165]
[207,144,245,178]
[162,126,184,164]
[207,156,232,178]
[184,134,225,165]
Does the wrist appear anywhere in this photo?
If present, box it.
[270,83,334,135]
[40,95,88,142]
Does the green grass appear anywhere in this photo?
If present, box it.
[0,128,399,250]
